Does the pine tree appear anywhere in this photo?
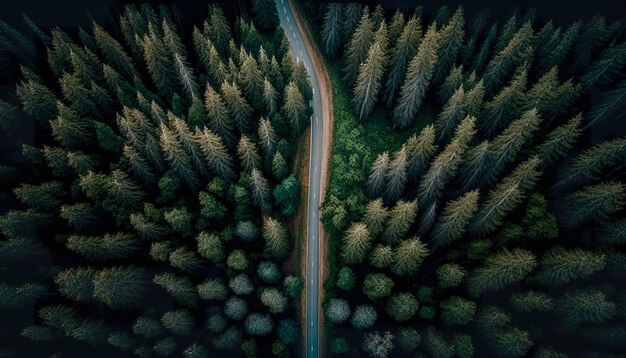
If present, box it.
[363,198,389,236]
[342,4,363,43]
[418,116,475,207]
[60,203,98,231]
[560,137,626,186]
[160,122,200,190]
[262,217,289,259]
[383,199,418,244]
[252,0,278,32]
[170,114,209,177]
[257,117,277,159]
[51,102,92,149]
[353,27,387,121]
[162,309,194,336]
[237,135,261,173]
[392,237,429,275]
[153,272,198,307]
[321,4,344,58]
[436,263,467,289]
[66,232,138,261]
[392,23,440,128]
[229,274,254,296]
[432,190,479,247]
[370,244,394,268]
[363,273,394,300]
[471,157,541,236]
[249,168,270,207]
[206,4,231,56]
[92,23,136,78]
[534,246,605,286]
[367,152,389,197]
[438,65,464,104]
[535,114,582,167]
[130,213,167,241]
[194,127,235,180]
[468,248,537,297]
[13,181,63,211]
[563,181,626,228]
[406,125,437,181]
[485,109,541,184]
[483,22,533,95]
[509,291,553,313]
[197,278,227,301]
[204,84,234,145]
[480,68,527,136]
[343,8,374,86]
[387,10,406,50]
[221,80,252,132]
[436,87,466,141]
[169,247,203,272]
[382,17,421,108]
[432,7,465,84]
[262,78,278,114]
[341,222,372,264]
[440,296,476,326]
[282,81,307,135]
[557,289,616,328]
[260,288,287,313]
[238,54,263,106]
[581,42,626,89]
[93,266,146,309]
[459,140,489,190]
[141,25,176,98]
[386,292,419,321]
[383,147,408,204]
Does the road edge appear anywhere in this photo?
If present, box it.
[288,1,335,356]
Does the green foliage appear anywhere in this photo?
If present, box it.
[386,292,419,321]
[162,309,194,335]
[440,296,476,325]
[273,174,300,216]
[468,248,537,297]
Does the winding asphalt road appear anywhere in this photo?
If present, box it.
[276,0,323,356]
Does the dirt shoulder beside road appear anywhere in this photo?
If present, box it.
[289,1,335,356]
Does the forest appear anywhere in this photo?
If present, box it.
[302,2,626,357]
[0,0,311,357]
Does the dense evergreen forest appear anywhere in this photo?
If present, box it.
[304,3,626,357]
[0,0,311,357]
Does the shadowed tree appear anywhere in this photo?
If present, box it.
[197,278,227,301]
[534,246,605,286]
[392,237,429,275]
[557,289,616,328]
[367,152,389,197]
[563,181,626,228]
[386,292,419,321]
[93,266,146,309]
[383,147,408,204]
[353,21,388,121]
[221,80,252,132]
[321,4,344,58]
[363,198,389,236]
[352,305,377,329]
[383,199,418,244]
[66,232,139,261]
[560,137,626,186]
[383,16,422,108]
[153,272,198,307]
[237,135,261,173]
[468,248,537,297]
[432,190,479,247]
[535,114,582,167]
[432,7,465,84]
[362,331,394,358]
[55,267,96,302]
[343,8,374,86]
[363,273,394,300]
[392,23,440,128]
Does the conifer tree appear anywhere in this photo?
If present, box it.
[382,16,422,108]
[321,4,344,58]
[153,272,198,307]
[472,157,541,236]
[563,182,626,228]
[392,23,440,128]
[363,198,389,236]
[160,122,199,190]
[406,125,437,181]
[257,117,277,159]
[204,84,234,145]
[343,8,374,86]
[92,266,146,309]
[436,87,466,141]
[383,147,408,204]
[483,22,533,95]
[66,233,139,261]
[534,246,605,286]
[485,109,541,183]
[459,140,489,190]
[367,152,389,197]
[92,23,136,78]
[262,78,278,114]
[249,168,270,207]
[468,248,537,297]
[282,81,307,135]
[221,80,252,132]
[341,222,372,264]
[392,237,429,275]
[480,68,527,136]
[560,137,626,186]
[262,217,289,259]
[418,116,475,207]
[535,114,582,167]
[557,289,616,328]
[383,199,418,244]
[237,135,261,173]
[432,190,479,247]
[195,127,235,180]
[432,7,465,84]
[353,26,387,121]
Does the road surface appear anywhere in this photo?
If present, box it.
[276,0,323,356]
